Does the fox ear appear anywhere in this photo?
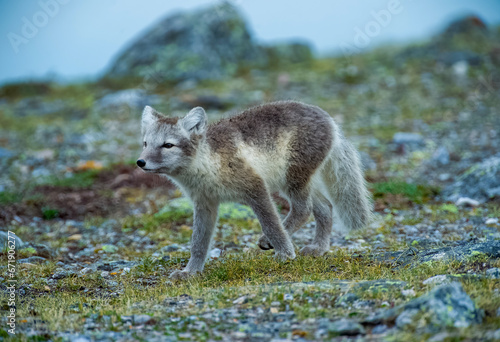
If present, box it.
[181,107,207,134]
[142,106,161,134]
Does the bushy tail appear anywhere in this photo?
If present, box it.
[328,135,373,232]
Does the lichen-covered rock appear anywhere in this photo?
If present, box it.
[397,15,489,66]
[106,3,265,82]
[375,239,500,268]
[443,154,500,202]
[105,3,312,83]
[364,282,483,330]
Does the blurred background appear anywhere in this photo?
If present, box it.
[1,0,499,221]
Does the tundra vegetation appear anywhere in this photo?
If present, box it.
[0,4,500,341]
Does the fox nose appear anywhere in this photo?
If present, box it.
[136,159,146,168]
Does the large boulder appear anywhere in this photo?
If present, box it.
[398,15,490,66]
[106,2,264,82]
[105,2,313,82]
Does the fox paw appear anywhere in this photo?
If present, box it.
[258,234,274,250]
[274,249,296,262]
[169,269,194,281]
[300,245,328,257]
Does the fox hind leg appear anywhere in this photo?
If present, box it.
[300,192,333,257]
[258,188,313,250]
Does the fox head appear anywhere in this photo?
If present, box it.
[137,105,207,176]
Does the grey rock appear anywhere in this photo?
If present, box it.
[97,263,113,272]
[52,270,73,280]
[363,282,483,329]
[0,231,23,250]
[395,308,419,328]
[486,268,500,279]
[431,146,450,166]
[80,267,93,275]
[326,319,366,336]
[393,132,424,146]
[18,256,47,264]
[443,155,500,202]
[71,337,91,342]
[455,197,480,207]
[423,275,449,286]
[371,324,388,334]
[375,239,500,268]
[0,147,14,159]
[22,242,56,259]
[159,244,180,253]
[106,2,312,83]
[121,314,154,325]
[106,3,265,82]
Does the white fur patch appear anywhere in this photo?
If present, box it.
[237,131,294,193]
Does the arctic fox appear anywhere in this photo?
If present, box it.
[137,101,372,280]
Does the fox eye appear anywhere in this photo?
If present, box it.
[162,143,174,149]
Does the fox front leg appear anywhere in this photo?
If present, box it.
[169,200,219,281]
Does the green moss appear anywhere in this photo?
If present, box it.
[39,170,101,189]
[0,191,22,204]
[42,207,60,220]
[372,181,439,204]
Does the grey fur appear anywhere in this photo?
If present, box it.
[138,101,372,280]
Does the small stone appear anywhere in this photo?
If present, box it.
[68,234,82,241]
[283,293,293,301]
[438,173,451,181]
[432,146,450,166]
[132,314,154,325]
[52,271,70,279]
[327,318,366,336]
[101,244,118,253]
[71,337,91,342]
[159,244,180,253]
[18,256,47,264]
[271,301,281,307]
[423,275,449,286]
[486,268,500,279]
[232,331,247,339]
[455,197,480,207]
[371,324,388,334]
[393,132,424,146]
[401,288,416,297]
[101,271,110,278]
[209,248,222,259]
[233,296,248,305]
[485,218,499,225]
[80,267,92,275]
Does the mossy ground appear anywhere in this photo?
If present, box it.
[1,199,500,341]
